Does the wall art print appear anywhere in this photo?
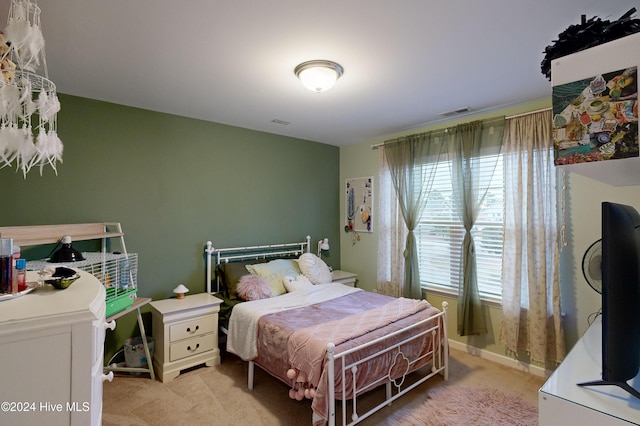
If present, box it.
[345,176,373,233]
[553,66,638,165]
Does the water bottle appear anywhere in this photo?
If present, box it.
[120,257,130,290]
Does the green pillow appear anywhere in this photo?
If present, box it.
[217,260,265,300]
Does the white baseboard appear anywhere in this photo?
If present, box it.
[447,339,551,378]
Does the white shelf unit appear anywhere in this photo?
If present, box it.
[552,33,640,186]
[0,222,127,249]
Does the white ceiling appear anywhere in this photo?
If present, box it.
[1,1,638,146]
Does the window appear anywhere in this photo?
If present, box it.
[416,154,504,301]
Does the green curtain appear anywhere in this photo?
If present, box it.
[383,132,446,299]
[448,119,505,336]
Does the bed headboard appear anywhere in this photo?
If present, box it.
[204,236,311,294]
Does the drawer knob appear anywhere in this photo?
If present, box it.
[186,325,200,333]
[102,371,114,383]
[187,343,200,352]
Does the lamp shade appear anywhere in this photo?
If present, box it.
[174,284,189,300]
[317,237,330,257]
[295,60,344,92]
[50,235,85,263]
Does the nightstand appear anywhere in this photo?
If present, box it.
[332,270,358,287]
[150,293,222,383]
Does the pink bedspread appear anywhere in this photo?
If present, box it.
[288,297,431,387]
[253,291,443,424]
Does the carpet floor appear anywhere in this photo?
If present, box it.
[385,385,538,425]
[102,348,545,425]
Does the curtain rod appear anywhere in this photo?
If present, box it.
[371,107,552,149]
[505,107,551,120]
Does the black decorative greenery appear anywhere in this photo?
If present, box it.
[541,8,640,80]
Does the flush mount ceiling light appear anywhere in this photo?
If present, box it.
[294,60,344,93]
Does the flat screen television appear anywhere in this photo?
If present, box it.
[578,201,640,399]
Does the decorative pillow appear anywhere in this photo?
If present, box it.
[283,274,314,292]
[298,253,332,284]
[246,259,302,296]
[217,260,266,300]
[236,274,271,301]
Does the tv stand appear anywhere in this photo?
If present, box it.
[539,316,640,425]
[578,379,640,401]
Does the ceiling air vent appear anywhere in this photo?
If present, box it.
[438,107,471,117]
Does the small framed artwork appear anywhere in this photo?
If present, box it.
[345,176,373,233]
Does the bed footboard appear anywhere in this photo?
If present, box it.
[245,301,449,426]
[326,301,449,426]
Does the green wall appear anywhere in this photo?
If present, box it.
[1,94,340,360]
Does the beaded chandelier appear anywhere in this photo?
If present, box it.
[0,0,62,177]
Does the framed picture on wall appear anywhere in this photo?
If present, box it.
[345,176,373,233]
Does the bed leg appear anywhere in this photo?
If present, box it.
[326,343,336,426]
[386,382,392,405]
[441,301,449,381]
[248,361,255,390]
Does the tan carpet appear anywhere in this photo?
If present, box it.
[102,348,545,425]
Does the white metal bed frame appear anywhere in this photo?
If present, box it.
[204,237,449,426]
[326,306,448,425]
[204,236,311,294]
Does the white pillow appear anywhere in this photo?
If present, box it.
[298,253,332,284]
[283,274,313,292]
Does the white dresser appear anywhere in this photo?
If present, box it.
[539,316,640,425]
[0,271,108,426]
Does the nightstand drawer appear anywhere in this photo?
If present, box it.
[169,315,216,342]
[169,334,215,362]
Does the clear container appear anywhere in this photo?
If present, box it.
[11,246,20,294]
[0,238,13,294]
